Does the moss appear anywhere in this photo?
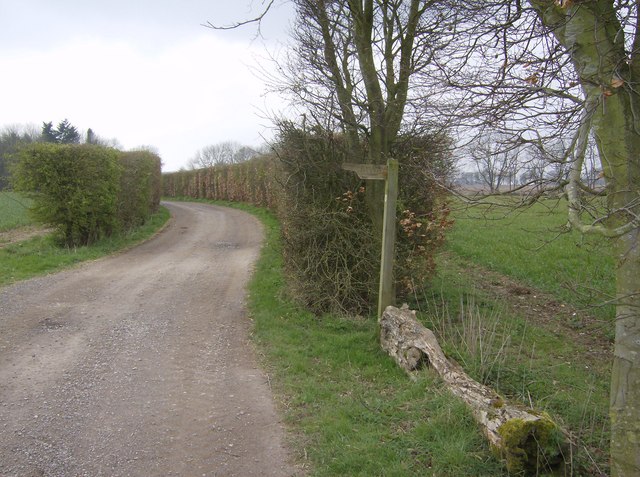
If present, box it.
[491,396,505,408]
[496,415,564,474]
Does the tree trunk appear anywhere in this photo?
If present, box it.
[610,229,640,476]
[527,2,640,474]
[379,306,569,475]
[589,69,640,477]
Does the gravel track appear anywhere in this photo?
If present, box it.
[0,201,299,477]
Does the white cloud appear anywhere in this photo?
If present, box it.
[0,30,285,171]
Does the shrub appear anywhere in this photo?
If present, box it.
[275,124,379,315]
[13,143,121,246]
[118,149,162,229]
[393,133,454,296]
[275,123,453,315]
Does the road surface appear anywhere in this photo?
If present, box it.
[0,201,299,477]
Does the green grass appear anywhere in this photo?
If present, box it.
[0,206,170,286]
[168,198,507,476]
[418,256,610,475]
[166,197,611,475]
[0,191,35,231]
[243,203,508,476]
[446,198,615,320]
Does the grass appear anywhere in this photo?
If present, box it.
[417,259,610,475]
[241,202,508,476]
[0,206,170,286]
[426,196,614,474]
[168,197,611,475]
[170,198,507,476]
[0,191,35,231]
[446,198,615,321]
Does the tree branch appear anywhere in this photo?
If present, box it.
[202,0,275,31]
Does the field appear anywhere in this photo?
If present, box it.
[0,191,34,231]
[445,197,615,322]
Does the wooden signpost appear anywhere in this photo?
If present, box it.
[342,159,399,318]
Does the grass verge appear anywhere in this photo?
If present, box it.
[175,198,507,476]
[0,206,170,287]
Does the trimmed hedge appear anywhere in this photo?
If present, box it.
[162,156,278,208]
[13,143,161,246]
[118,150,162,229]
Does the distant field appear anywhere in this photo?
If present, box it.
[0,191,34,231]
[445,197,616,320]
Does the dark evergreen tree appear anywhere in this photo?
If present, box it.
[86,128,97,145]
[41,121,59,143]
[56,119,80,144]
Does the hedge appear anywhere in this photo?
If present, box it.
[162,156,278,208]
[13,143,161,246]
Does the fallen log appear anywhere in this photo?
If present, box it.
[379,305,571,475]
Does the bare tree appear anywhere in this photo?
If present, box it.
[270,0,455,233]
[428,2,640,474]
[468,129,521,193]
[188,141,257,169]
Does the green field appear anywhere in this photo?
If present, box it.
[445,198,615,321]
[0,191,34,231]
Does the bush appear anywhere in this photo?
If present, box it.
[393,133,454,296]
[275,123,452,315]
[12,143,162,247]
[275,124,379,315]
[13,143,121,246]
[118,150,162,229]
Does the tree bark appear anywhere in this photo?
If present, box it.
[527,2,640,474]
[379,305,569,475]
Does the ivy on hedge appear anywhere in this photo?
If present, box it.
[13,143,161,246]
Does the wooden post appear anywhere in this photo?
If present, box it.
[378,159,398,318]
[342,159,398,318]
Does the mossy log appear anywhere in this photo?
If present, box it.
[379,305,571,475]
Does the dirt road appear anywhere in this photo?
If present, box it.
[0,201,299,477]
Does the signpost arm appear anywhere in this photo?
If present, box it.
[378,159,399,318]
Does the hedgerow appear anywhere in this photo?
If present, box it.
[13,143,161,246]
[162,156,278,207]
[118,150,162,229]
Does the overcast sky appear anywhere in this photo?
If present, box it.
[0,1,295,171]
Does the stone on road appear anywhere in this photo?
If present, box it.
[0,201,299,477]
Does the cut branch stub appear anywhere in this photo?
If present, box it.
[379,305,571,475]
